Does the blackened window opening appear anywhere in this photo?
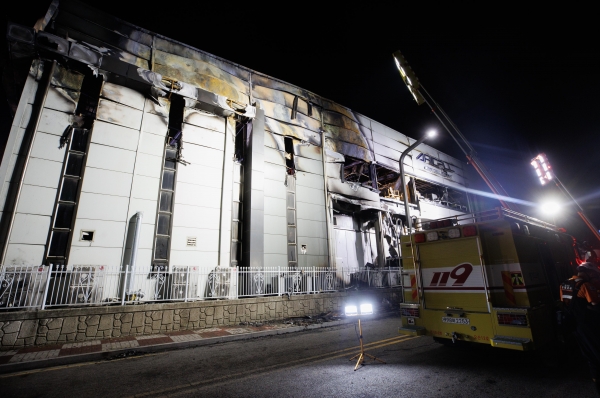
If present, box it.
[166,95,185,163]
[342,156,375,189]
[74,74,103,129]
[284,136,295,174]
[168,95,184,132]
[413,179,469,211]
[234,117,249,163]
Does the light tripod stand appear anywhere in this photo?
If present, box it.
[346,304,386,371]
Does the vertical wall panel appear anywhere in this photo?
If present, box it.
[70,84,150,267]
[0,62,41,213]
[120,98,165,268]
[219,118,234,266]
[242,109,265,268]
[263,159,287,259]
[173,110,226,267]
[2,62,84,265]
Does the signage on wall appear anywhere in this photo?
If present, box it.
[416,153,455,179]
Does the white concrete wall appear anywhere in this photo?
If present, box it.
[263,134,288,268]
[263,129,328,269]
[218,119,235,268]
[171,109,227,267]
[295,164,328,268]
[70,83,149,267]
[2,63,83,266]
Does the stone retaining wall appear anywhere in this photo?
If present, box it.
[0,289,400,349]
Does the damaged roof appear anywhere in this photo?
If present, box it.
[5,0,468,190]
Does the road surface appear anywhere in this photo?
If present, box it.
[1,315,595,397]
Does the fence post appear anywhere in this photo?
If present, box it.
[40,265,53,310]
[185,266,190,302]
[121,267,128,306]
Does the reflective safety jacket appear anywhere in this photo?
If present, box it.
[560,276,599,305]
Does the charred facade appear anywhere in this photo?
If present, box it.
[0,0,471,274]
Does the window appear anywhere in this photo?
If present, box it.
[152,95,184,271]
[46,128,90,264]
[286,168,297,267]
[80,231,94,241]
[231,118,248,267]
[284,136,295,175]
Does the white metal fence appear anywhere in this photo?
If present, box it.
[0,265,401,311]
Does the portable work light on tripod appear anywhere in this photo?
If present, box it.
[345,303,385,371]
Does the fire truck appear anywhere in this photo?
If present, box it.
[398,207,580,350]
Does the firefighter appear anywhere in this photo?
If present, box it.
[560,263,600,394]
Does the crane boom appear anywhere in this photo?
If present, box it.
[392,50,515,211]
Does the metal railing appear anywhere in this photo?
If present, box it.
[416,207,558,231]
[0,265,401,311]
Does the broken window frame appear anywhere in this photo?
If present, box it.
[341,156,377,191]
[413,178,469,212]
[284,136,295,175]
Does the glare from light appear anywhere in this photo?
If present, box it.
[406,76,412,86]
[426,129,437,138]
[541,201,561,215]
[360,303,373,315]
[531,153,554,185]
[345,305,358,316]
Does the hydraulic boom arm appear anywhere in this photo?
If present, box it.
[392,50,515,211]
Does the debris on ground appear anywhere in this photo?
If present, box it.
[107,350,139,360]
[284,312,343,326]
[238,321,276,327]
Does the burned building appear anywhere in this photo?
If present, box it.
[0,1,471,289]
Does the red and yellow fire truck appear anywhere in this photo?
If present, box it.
[399,207,580,350]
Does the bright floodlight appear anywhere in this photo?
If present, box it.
[345,305,358,316]
[541,201,561,215]
[426,129,437,138]
[360,303,373,315]
[392,50,426,105]
[531,153,554,185]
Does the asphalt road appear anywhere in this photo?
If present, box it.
[0,315,596,397]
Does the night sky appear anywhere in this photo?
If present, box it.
[3,2,600,243]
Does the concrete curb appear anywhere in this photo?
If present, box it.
[0,317,360,375]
